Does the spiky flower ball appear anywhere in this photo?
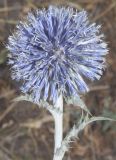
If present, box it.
[7,6,108,104]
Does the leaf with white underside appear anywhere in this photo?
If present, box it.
[14,94,90,115]
[65,96,91,115]
[14,94,33,102]
[54,115,115,160]
[14,94,62,114]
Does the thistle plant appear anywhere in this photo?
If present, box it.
[7,6,109,160]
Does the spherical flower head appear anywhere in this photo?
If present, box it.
[7,6,108,104]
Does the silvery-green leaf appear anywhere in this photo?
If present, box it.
[65,96,91,115]
[56,115,115,159]
[13,94,33,103]
[13,94,61,114]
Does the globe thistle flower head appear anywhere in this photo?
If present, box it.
[7,6,108,104]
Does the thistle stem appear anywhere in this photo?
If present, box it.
[53,94,63,160]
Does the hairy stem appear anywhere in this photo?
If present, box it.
[53,94,63,160]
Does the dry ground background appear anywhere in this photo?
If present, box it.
[0,0,116,160]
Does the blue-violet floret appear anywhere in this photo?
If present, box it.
[7,6,108,104]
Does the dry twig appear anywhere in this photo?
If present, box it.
[93,3,116,21]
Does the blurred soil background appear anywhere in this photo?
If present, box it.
[0,0,116,160]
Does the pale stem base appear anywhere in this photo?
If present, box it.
[53,94,63,160]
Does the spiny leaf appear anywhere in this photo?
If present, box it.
[65,96,91,115]
[55,115,115,159]
[13,94,62,114]
[13,94,33,102]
